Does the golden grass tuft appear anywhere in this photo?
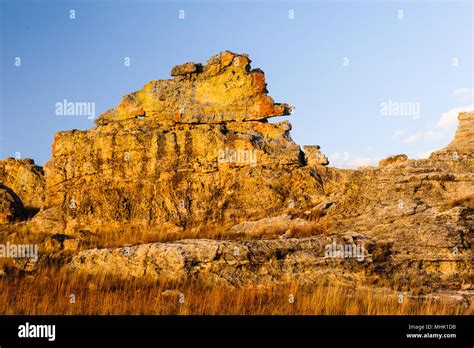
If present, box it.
[0,265,471,315]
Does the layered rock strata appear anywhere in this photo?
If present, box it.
[1,52,471,300]
[34,52,325,234]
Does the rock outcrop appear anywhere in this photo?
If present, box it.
[68,110,473,295]
[0,185,23,224]
[0,158,45,223]
[315,111,474,291]
[304,145,329,166]
[379,154,408,167]
[96,51,292,126]
[428,111,474,172]
[34,51,327,235]
[3,52,471,302]
[70,233,380,287]
[0,158,45,209]
[439,111,474,155]
[70,108,474,294]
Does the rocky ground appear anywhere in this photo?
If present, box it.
[0,51,472,314]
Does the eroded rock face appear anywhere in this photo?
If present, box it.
[0,158,45,209]
[304,145,329,166]
[35,52,325,234]
[95,51,292,126]
[440,111,474,155]
[428,111,474,173]
[379,154,408,167]
[316,112,474,290]
[70,234,382,287]
[18,53,472,298]
[0,185,23,224]
[0,158,45,223]
[323,161,472,269]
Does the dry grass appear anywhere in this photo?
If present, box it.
[0,207,332,251]
[90,219,332,249]
[0,265,471,315]
[247,219,332,239]
[0,212,469,315]
[287,207,325,221]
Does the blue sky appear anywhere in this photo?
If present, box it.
[1,0,472,167]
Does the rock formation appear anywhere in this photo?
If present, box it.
[1,52,472,304]
[0,158,45,208]
[304,145,329,166]
[34,51,326,234]
[438,111,474,155]
[96,51,292,126]
[69,110,473,298]
[0,185,23,224]
[316,111,474,291]
[70,233,380,287]
[378,154,408,167]
[0,158,45,223]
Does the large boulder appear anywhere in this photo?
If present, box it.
[70,235,380,287]
[95,51,292,126]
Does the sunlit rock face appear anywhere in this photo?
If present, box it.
[316,111,473,291]
[0,158,45,209]
[442,111,474,155]
[3,53,471,298]
[95,51,292,126]
[35,51,326,234]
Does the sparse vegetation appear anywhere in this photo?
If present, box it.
[2,213,471,316]
[0,214,331,252]
[0,265,470,315]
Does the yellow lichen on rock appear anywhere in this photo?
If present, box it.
[96,51,292,126]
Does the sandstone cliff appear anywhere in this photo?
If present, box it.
[69,109,473,299]
[34,51,326,234]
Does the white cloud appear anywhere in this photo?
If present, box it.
[401,105,473,145]
[453,88,474,100]
[349,157,379,168]
[415,150,434,159]
[329,152,380,169]
[328,152,347,167]
[391,129,406,139]
[436,105,474,131]
[402,130,444,144]
[403,134,419,144]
